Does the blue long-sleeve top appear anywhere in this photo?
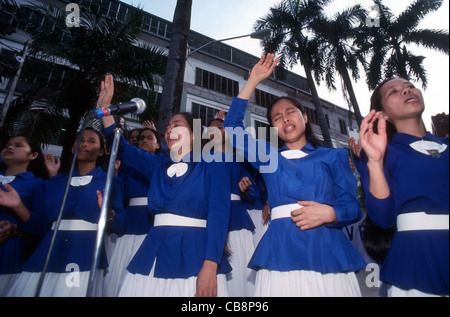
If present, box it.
[241,161,267,211]
[0,171,46,274]
[223,97,365,274]
[359,132,449,295]
[20,166,126,272]
[103,125,232,279]
[118,163,153,234]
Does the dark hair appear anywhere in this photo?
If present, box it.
[370,78,399,141]
[139,127,162,154]
[362,216,396,264]
[174,112,195,133]
[127,128,142,140]
[267,96,323,148]
[207,117,223,127]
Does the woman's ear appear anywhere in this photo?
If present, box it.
[29,151,39,161]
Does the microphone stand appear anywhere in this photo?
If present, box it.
[86,116,123,297]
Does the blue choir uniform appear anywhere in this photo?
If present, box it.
[0,171,46,296]
[224,97,365,296]
[359,132,449,296]
[117,164,154,235]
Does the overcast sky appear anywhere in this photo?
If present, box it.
[122,0,449,131]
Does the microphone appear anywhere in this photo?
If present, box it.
[93,98,146,118]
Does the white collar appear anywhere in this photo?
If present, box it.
[281,149,309,160]
[167,163,189,178]
[409,140,447,157]
[70,175,93,187]
[0,175,16,184]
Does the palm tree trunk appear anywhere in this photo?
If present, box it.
[340,68,363,127]
[157,0,193,136]
[302,56,333,147]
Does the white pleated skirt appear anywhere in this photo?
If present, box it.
[118,262,229,297]
[226,229,256,297]
[254,269,362,297]
[247,209,268,247]
[0,273,20,297]
[103,234,146,297]
[388,285,449,297]
[6,270,104,297]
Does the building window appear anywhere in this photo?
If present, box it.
[195,68,239,97]
[191,102,224,127]
[255,89,277,109]
[339,119,348,135]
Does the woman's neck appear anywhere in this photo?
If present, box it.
[284,137,307,151]
[4,164,28,176]
[393,117,427,138]
[77,161,97,176]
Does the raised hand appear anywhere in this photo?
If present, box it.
[142,120,156,130]
[214,110,226,121]
[44,153,60,178]
[238,53,279,100]
[248,53,279,83]
[348,137,361,158]
[97,74,114,108]
[359,110,388,163]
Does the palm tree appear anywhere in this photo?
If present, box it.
[363,0,449,90]
[312,4,367,127]
[255,0,334,147]
[156,0,192,137]
[2,1,166,167]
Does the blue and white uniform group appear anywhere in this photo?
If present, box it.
[1,104,448,297]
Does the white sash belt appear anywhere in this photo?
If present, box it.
[154,213,207,228]
[397,212,449,232]
[129,197,148,206]
[271,203,303,221]
[52,219,98,231]
[231,194,241,201]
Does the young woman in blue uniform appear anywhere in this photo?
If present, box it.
[103,126,162,297]
[223,54,365,296]
[100,75,231,297]
[206,117,256,297]
[358,77,449,297]
[0,136,48,296]
[7,127,126,297]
